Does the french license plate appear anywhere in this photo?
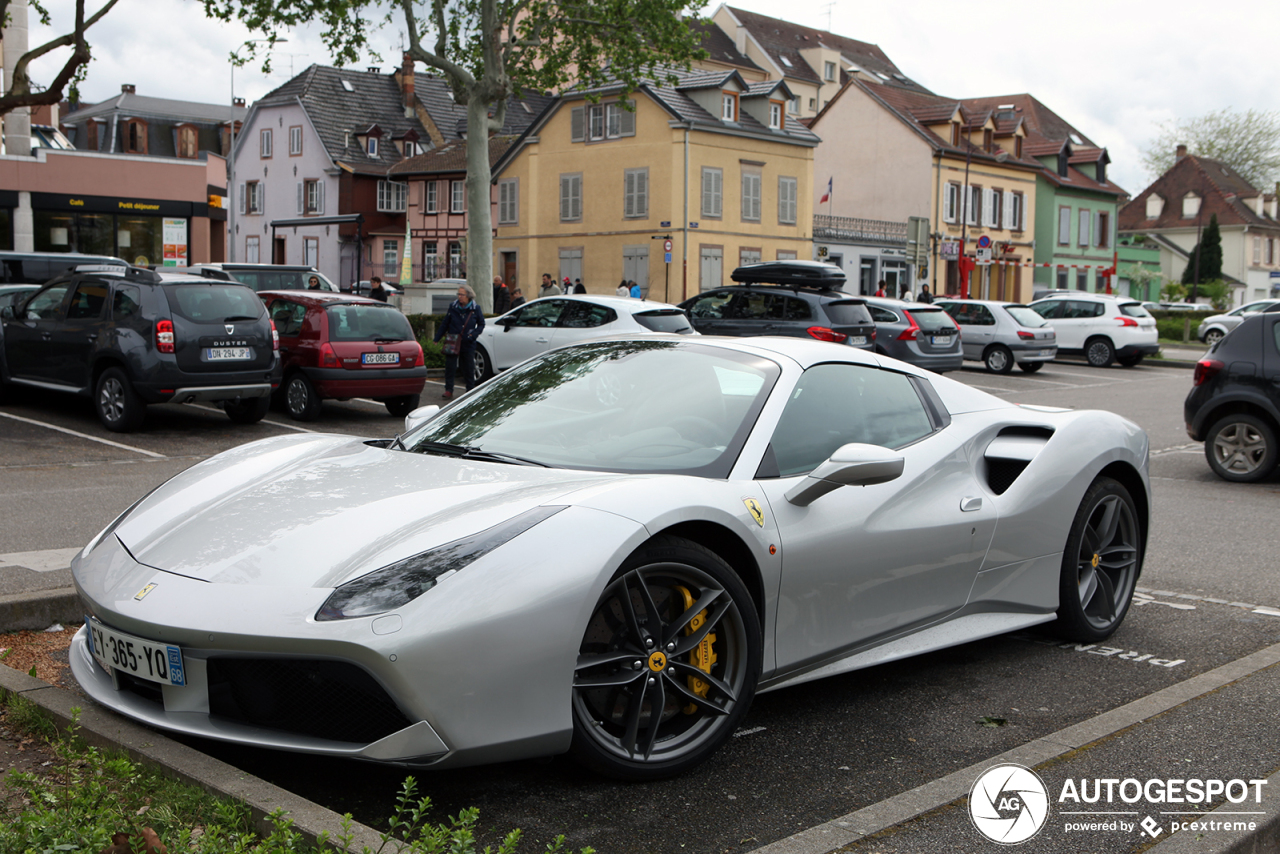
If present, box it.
[87,618,185,687]
[361,352,400,365]
[849,336,867,346]
[931,335,951,346]
[205,347,251,361]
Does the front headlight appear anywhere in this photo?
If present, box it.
[315,505,565,621]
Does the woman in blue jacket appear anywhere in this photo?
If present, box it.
[434,283,485,398]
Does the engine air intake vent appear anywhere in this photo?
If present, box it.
[983,426,1053,495]
[986,457,1029,495]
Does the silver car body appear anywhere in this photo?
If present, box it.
[1197,300,1280,343]
[69,337,1149,769]
[861,296,964,372]
[934,299,1058,367]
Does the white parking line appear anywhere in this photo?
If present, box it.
[185,404,320,434]
[0,411,166,458]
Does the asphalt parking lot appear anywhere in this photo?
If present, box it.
[3,357,1278,854]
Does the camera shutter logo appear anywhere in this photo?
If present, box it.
[969,763,1050,844]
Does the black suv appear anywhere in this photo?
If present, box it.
[0,264,281,432]
[679,261,876,349]
[1184,312,1280,482]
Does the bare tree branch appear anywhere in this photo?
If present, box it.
[399,0,474,87]
[0,0,117,117]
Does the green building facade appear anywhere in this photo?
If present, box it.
[1031,145,1124,293]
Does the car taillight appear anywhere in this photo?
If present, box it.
[1118,316,1139,327]
[320,342,339,367]
[411,342,423,366]
[870,329,877,340]
[270,320,279,351]
[806,326,847,343]
[1017,330,1035,339]
[1193,358,1224,386]
[155,319,174,353]
[897,311,921,341]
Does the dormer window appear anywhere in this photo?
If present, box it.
[1146,194,1164,219]
[1096,159,1107,184]
[124,119,148,154]
[769,101,782,129]
[824,61,836,82]
[367,136,378,157]
[983,129,993,152]
[176,124,198,159]
[722,92,738,122]
[1182,193,1200,218]
[951,122,960,146]
[1015,136,1023,159]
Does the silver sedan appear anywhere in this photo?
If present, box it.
[69,336,1149,780]
[934,299,1058,373]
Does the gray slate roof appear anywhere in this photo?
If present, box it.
[64,92,247,125]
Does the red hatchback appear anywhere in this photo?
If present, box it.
[259,291,426,420]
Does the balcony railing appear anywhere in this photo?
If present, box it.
[813,215,908,245]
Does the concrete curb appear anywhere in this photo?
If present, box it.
[1147,767,1280,853]
[0,661,386,851]
[0,587,86,631]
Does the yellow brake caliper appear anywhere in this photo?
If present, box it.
[676,586,717,714]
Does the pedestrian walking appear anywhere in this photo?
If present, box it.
[900,285,912,302]
[434,283,485,399]
[539,273,560,299]
[629,280,642,299]
[616,279,630,297]
[510,288,526,309]
[369,276,389,303]
[874,280,887,298]
[917,284,933,304]
[493,275,510,314]
[573,278,586,294]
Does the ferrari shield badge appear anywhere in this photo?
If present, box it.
[742,498,765,527]
[134,583,157,601]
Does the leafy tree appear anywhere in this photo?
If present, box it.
[1141,108,1280,188]
[1182,213,1224,297]
[206,0,709,311]
[0,0,121,125]
[1121,263,1162,302]
[1198,279,1230,311]
[1159,280,1185,303]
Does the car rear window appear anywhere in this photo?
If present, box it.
[163,284,264,323]
[229,269,338,292]
[1004,305,1048,327]
[1119,303,1150,318]
[905,308,955,332]
[822,300,872,325]
[326,304,414,341]
[633,309,694,334]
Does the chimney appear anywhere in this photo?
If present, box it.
[1175,144,1187,160]
[401,52,415,118]
[233,97,245,108]
[122,84,136,94]
[367,66,379,74]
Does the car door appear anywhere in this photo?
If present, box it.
[267,297,309,372]
[755,363,998,671]
[964,303,997,357]
[490,298,566,368]
[50,279,111,388]
[556,300,619,346]
[3,282,71,382]
[1030,299,1071,346]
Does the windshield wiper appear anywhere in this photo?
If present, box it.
[412,440,551,467]
[390,433,407,451]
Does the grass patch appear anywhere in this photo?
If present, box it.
[0,697,592,854]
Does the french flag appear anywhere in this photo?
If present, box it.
[819,177,832,204]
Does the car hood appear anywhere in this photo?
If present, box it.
[113,434,624,588]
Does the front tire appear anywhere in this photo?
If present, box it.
[95,367,145,432]
[384,394,420,417]
[284,373,322,421]
[1085,336,1115,367]
[1053,477,1141,641]
[570,535,761,780]
[1205,414,1278,483]
[473,345,494,383]
[983,345,1014,374]
[1204,329,1225,346]
[1017,361,1044,373]
[224,396,270,424]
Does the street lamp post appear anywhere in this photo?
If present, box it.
[228,39,284,262]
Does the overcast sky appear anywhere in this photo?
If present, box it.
[23,0,1280,194]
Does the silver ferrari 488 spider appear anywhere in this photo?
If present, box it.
[70,336,1149,779]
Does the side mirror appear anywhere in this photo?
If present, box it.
[0,306,12,320]
[498,316,516,330]
[403,404,440,433]
[784,443,904,507]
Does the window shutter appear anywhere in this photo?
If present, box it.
[238,183,245,215]
[620,101,636,136]
[1003,191,1013,229]
[573,175,582,220]
[570,107,584,142]
[1093,210,1101,246]
[702,169,712,216]
[714,170,722,217]
[624,171,635,217]
[638,170,647,216]
[297,182,304,215]
[317,182,325,215]
[984,189,995,227]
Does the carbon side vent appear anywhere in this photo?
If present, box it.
[984,427,1053,495]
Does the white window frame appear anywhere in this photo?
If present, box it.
[377,180,406,213]
[943,182,959,224]
[778,176,797,225]
[245,236,260,263]
[988,189,1002,230]
[450,180,465,213]
[824,61,836,82]
[1001,190,1014,229]
[1011,192,1024,231]
[303,236,318,267]
[289,126,302,156]
[305,179,325,215]
[246,181,263,215]
[260,128,272,158]
[741,169,762,222]
[426,181,438,214]
[367,136,378,157]
[422,240,439,279]
[701,167,723,219]
[383,239,399,278]
[623,168,648,219]
[605,101,636,139]
[588,104,605,140]
[769,102,782,129]
[560,173,583,222]
[722,93,737,122]
[498,178,519,225]
[965,186,980,227]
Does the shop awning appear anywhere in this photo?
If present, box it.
[270,214,364,229]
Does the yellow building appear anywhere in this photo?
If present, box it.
[490,68,818,302]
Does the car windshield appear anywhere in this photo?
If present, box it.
[632,308,694,334]
[406,340,780,476]
[905,308,955,332]
[325,304,414,341]
[163,284,264,323]
[1004,305,1048,327]
[1119,303,1150,318]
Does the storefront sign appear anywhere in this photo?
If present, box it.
[31,192,195,218]
[940,241,960,260]
[162,218,187,266]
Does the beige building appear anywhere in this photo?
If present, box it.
[490,68,818,302]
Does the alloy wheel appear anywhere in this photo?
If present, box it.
[1074,492,1139,632]
[99,377,125,424]
[1211,421,1269,476]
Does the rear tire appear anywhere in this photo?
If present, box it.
[94,367,145,432]
[983,345,1014,374]
[1085,336,1115,367]
[284,373,322,421]
[385,394,420,417]
[1053,477,1141,641]
[473,345,494,382]
[225,396,270,424]
[1017,361,1044,373]
[1204,414,1278,483]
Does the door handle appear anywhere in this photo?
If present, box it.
[41,332,52,340]
[87,334,98,341]
[535,337,550,344]
[960,496,983,512]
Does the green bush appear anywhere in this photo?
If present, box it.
[418,337,446,369]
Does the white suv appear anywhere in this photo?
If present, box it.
[1028,293,1158,367]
